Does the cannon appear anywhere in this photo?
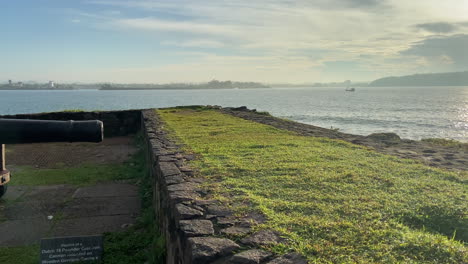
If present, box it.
[0,119,104,198]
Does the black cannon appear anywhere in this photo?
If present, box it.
[0,119,104,198]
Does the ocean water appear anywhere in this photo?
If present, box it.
[0,86,467,142]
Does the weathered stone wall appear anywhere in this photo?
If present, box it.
[141,109,307,264]
[0,110,142,137]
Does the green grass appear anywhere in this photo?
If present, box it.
[0,245,39,264]
[158,108,467,264]
[10,158,143,186]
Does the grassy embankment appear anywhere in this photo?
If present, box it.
[158,107,467,264]
[0,135,164,264]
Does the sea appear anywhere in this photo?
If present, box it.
[0,86,467,142]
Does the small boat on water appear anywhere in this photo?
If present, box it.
[345,80,355,92]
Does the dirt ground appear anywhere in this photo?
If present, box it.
[222,108,467,171]
[0,136,141,247]
[6,137,138,169]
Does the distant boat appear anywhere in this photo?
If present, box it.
[345,81,355,92]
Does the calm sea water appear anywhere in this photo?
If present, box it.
[0,86,467,142]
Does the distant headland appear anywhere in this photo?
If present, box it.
[370,71,468,86]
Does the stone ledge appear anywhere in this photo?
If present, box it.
[142,109,307,264]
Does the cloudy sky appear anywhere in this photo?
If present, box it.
[1,0,468,83]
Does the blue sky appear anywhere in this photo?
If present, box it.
[1,0,468,83]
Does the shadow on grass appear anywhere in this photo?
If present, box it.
[400,206,467,243]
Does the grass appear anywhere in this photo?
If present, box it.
[9,152,144,186]
[1,134,164,264]
[0,245,39,264]
[158,107,467,264]
[9,164,139,186]
[102,133,165,264]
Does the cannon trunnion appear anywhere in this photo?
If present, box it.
[0,118,104,198]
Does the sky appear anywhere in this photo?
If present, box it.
[1,0,468,84]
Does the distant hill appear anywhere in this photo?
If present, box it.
[370,71,468,86]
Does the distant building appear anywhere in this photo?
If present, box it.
[48,81,55,88]
[17,82,23,87]
[8,80,12,85]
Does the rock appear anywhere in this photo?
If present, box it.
[241,230,286,246]
[207,205,232,217]
[217,217,237,227]
[228,249,273,264]
[175,203,204,219]
[179,166,194,176]
[244,212,267,225]
[165,175,185,185]
[181,202,204,212]
[232,106,248,111]
[184,154,196,161]
[221,226,251,236]
[159,156,177,162]
[169,191,198,203]
[188,237,240,264]
[366,133,401,142]
[180,220,214,237]
[159,162,180,177]
[265,253,308,264]
[194,199,216,206]
[167,182,198,192]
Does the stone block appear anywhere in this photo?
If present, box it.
[188,237,240,264]
[165,175,185,185]
[180,219,214,237]
[221,226,251,236]
[159,162,181,177]
[169,190,199,203]
[167,182,198,192]
[228,249,273,264]
[241,230,286,246]
[175,203,204,219]
[207,204,232,217]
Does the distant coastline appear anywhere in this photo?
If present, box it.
[99,80,270,90]
[3,71,468,91]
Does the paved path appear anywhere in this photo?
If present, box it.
[0,183,140,246]
[0,136,141,247]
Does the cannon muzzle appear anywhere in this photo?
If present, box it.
[0,119,104,144]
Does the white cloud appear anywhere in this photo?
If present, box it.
[114,17,241,36]
[79,0,468,82]
[161,39,225,48]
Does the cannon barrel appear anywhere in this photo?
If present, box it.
[0,119,103,144]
